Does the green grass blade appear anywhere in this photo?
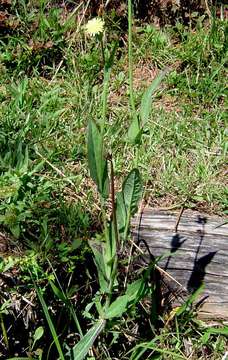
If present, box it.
[47,259,83,337]
[176,284,204,316]
[71,319,106,360]
[35,284,65,360]
[130,340,185,360]
[203,326,228,337]
[7,358,35,360]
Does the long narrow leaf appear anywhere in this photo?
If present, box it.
[116,191,127,232]
[116,169,143,241]
[122,169,142,216]
[103,221,117,282]
[140,67,169,126]
[87,120,102,187]
[203,326,228,337]
[87,120,109,198]
[89,240,109,293]
[7,358,34,360]
[47,258,83,337]
[35,284,65,360]
[129,337,185,360]
[71,319,106,360]
[176,284,204,316]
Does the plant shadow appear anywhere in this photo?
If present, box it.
[135,212,218,324]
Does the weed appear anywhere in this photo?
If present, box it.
[0,1,227,359]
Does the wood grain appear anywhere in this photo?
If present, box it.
[131,209,228,320]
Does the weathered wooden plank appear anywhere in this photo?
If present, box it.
[131,209,228,320]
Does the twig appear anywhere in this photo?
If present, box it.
[174,206,185,233]
[35,148,101,211]
[204,0,212,24]
[50,60,63,84]
[35,148,75,188]
[129,239,185,290]
[153,204,185,211]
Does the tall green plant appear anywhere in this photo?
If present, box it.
[30,9,168,358]
[72,7,169,358]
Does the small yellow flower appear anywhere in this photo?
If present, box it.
[84,17,104,36]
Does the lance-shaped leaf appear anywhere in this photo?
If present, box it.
[89,240,109,293]
[127,114,141,144]
[116,169,142,238]
[70,319,106,360]
[122,168,142,216]
[87,120,109,198]
[127,68,168,144]
[140,67,169,127]
[116,192,127,232]
[105,277,149,319]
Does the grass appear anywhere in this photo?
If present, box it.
[0,1,227,359]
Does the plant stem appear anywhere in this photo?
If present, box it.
[99,35,105,68]
[128,0,136,117]
[100,197,109,243]
[109,154,119,249]
[135,146,139,168]
[122,209,131,250]
[101,71,109,137]
[0,313,9,351]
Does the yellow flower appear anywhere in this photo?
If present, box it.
[84,17,104,36]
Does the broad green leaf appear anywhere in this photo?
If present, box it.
[125,278,147,304]
[105,278,149,319]
[127,115,141,143]
[103,222,117,282]
[87,120,109,198]
[128,68,168,144]
[116,192,127,232]
[105,294,128,319]
[117,169,142,240]
[87,120,102,187]
[33,326,44,342]
[28,159,44,176]
[122,169,142,216]
[89,240,109,293]
[10,224,20,238]
[140,67,169,126]
[72,238,82,250]
[32,326,44,350]
[71,319,106,360]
